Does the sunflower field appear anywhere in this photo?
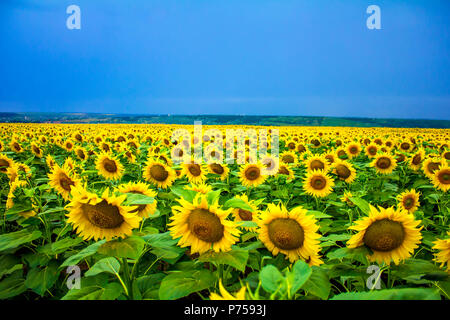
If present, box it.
[0,123,449,300]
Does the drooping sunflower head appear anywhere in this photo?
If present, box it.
[277,163,294,181]
[332,159,356,183]
[48,165,80,200]
[340,191,354,206]
[231,194,259,231]
[433,232,450,272]
[10,139,23,153]
[409,149,425,171]
[209,280,246,300]
[65,186,142,241]
[75,147,88,161]
[431,164,450,192]
[143,160,176,189]
[95,152,124,181]
[31,143,43,158]
[303,169,335,198]
[168,194,240,254]
[0,154,14,173]
[258,203,322,265]
[239,162,266,188]
[115,182,156,218]
[371,153,397,174]
[347,205,422,265]
[207,163,230,180]
[185,182,212,195]
[396,189,421,214]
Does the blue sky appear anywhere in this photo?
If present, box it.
[0,0,449,119]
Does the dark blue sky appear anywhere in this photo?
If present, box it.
[1,0,449,119]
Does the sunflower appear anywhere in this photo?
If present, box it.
[75,146,88,161]
[63,140,75,152]
[396,189,421,214]
[258,203,322,265]
[335,147,348,159]
[124,150,136,163]
[409,149,425,171]
[117,181,157,218]
[185,182,212,194]
[347,206,422,265]
[365,143,379,158]
[65,186,142,241]
[280,151,298,166]
[207,163,230,180]
[277,163,294,181]
[48,165,81,200]
[346,142,362,159]
[31,143,43,158]
[442,150,450,161]
[398,141,413,153]
[231,194,259,231]
[260,154,279,176]
[143,160,176,189]
[332,159,356,183]
[303,170,334,198]
[6,179,27,209]
[239,163,266,187]
[168,194,240,254]
[324,152,336,165]
[431,164,450,192]
[9,139,23,153]
[305,155,329,173]
[96,153,124,180]
[433,232,450,271]
[371,153,397,174]
[0,154,14,173]
[209,280,246,300]
[422,157,445,179]
[340,191,354,206]
[181,163,207,184]
[46,154,57,171]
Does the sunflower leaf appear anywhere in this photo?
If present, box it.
[223,198,253,211]
[123,193,154,205]
[198,248,249,272]
[85,257,121,277]
[0,229,42,252]
[97,236,145,259]
[60,240,106,268]
[159,270,215,300]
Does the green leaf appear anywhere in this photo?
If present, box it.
[62,282,123,300]
[286,260,312,296]
[135,274,166,300]
[170,186,196,202]
[0,271,27,299]
[303,266,331,299]
[307,210,332,219]
[223,198,253,211]
[331,288,441,300]
[123,193,154,205]
[144,232,185,261]
[236,221,258,228]
[25,261,59,296]
[349,197,370,214]
[50,237,84,254]
[85,257,121,277]
[0,229,42,252]
[98,236,145,259]
[0,255,22,278]
[198,248,249,272]
[159,270,215,300]
[60,240,106,268]
[259,265,284,294]
[206,190,222,205]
